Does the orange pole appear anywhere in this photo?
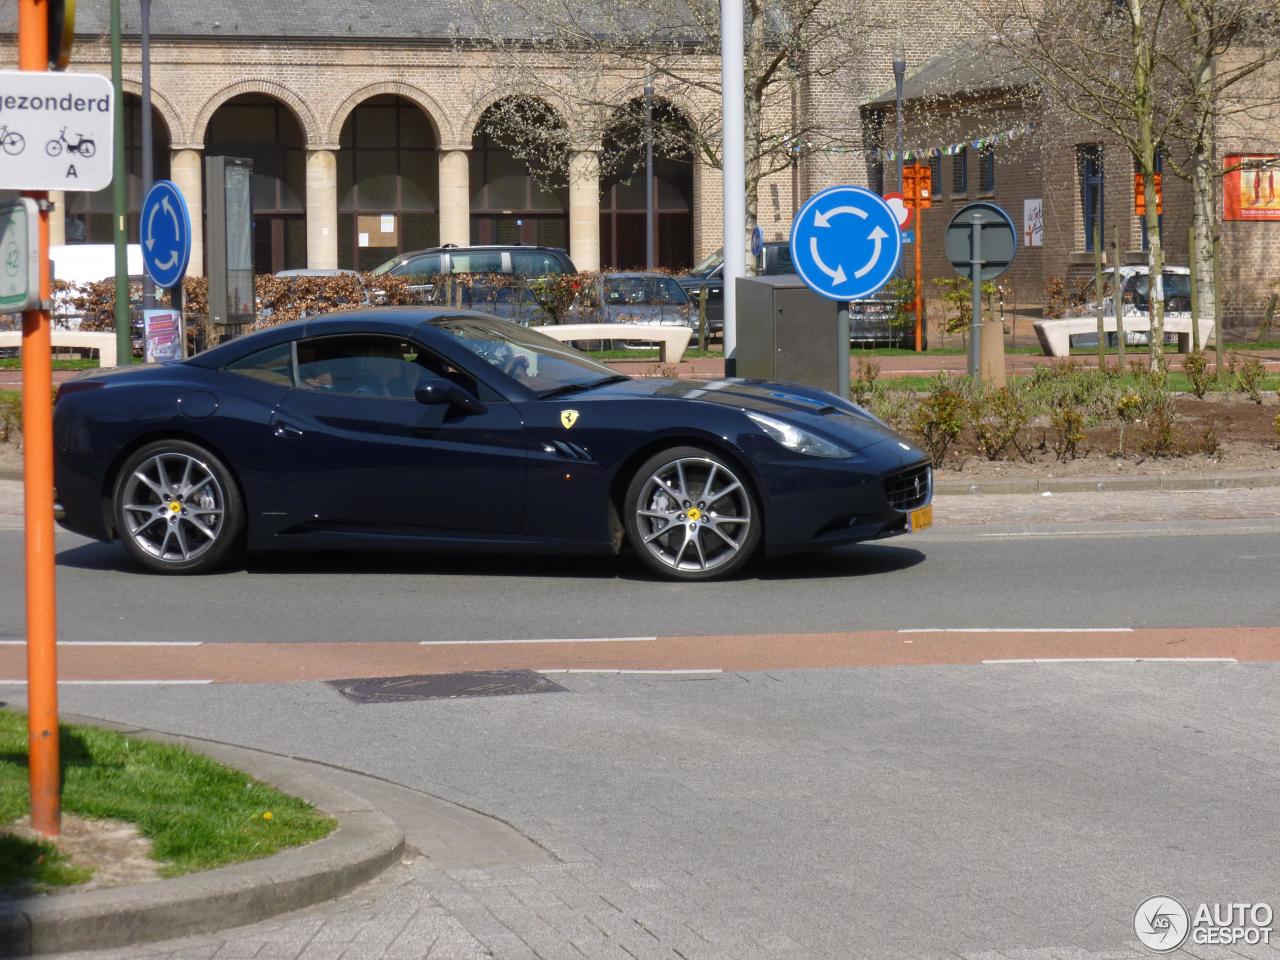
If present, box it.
[913,204,924,352]
[19,0,60,837]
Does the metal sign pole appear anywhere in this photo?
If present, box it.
[720,0,745,376]
[969,214,982,380]
[140,0,155,313]
[18,0,60,838]
[836,303,850,399]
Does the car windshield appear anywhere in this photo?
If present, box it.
[603,277,689,305]
[368,255,410,277]
[688,249,723,277]
[430,315,622,397]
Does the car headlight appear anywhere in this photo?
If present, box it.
[746,411,850,459]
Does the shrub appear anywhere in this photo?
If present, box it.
[1182,351,1214,400]
[1230,353,1266,404]
[1198,420,1221,459]
[909,376,969,467]
[850,356,881,406]
[970,384,1031,461]
[1136,394,1180,458]
[1050,403,1087,461]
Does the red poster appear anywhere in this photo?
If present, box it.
[1224,154,1280,221]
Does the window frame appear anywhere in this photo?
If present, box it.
[1079,144,1105,252]
[952,148,968,196]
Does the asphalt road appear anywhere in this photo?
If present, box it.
[1,522,1277,646]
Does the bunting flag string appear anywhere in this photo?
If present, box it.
[873,121,1037,163]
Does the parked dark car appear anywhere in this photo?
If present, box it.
[370,245,577,302]
[53,310,933,581]
[574,273,695,328]
[849,297,927,350]
[674,242,795,335]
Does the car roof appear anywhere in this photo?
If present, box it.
[602,272,682,279]
[396,245,570,256]
[187,307,479,369]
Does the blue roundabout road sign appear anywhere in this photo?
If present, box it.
[140,179,192,290]
[789,184,902,302]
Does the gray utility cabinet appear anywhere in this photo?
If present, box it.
[735,275,841,393]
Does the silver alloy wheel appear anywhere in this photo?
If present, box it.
[120,453,226,565]
[634,456,752,573]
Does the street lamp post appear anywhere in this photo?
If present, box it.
[141,0,155,312]
[644,77,655,270]
[892,35,906,283]
[893,35,906,196]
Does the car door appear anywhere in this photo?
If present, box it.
[269,333,526,534]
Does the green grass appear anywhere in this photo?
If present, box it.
[586,347,721,360]
[0,710,334,893]
[875,370,1280,393]
[0,358,101,371]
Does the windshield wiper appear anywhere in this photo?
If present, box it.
[538,374,629,400]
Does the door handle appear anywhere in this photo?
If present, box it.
[273,421,304,438]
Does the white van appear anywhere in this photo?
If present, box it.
[50,244,144,330]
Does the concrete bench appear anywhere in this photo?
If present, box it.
[0,330,118,367]
[532,323,693,363]
[1032,311,1213,357]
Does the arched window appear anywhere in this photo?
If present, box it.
[470,99,569,249]
[599,98,693,270]
[338,96,438,271]
[205,94,306,273]
[64,94,169,246]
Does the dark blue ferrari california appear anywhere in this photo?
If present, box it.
[53,309,932,581]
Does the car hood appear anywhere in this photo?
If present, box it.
[588,377,907,451]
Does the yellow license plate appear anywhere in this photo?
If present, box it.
[908,504,932,532]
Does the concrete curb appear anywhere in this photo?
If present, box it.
[934,470,1280,496]
[0,716,405,957]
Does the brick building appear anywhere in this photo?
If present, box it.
[1,1,1274,330]
[860,44,1280,333]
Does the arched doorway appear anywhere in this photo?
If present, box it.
[204,94,306,273]
[63,94,170,245]
[600,98,694,270]
[470,98,569,249]
[338,95,439,271]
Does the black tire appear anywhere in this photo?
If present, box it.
[623,444,762,581]
[45,140,61,157]
[78,141,95,158]
[111,439,244,574]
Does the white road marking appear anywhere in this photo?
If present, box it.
[421,637,657,646]
[0,640,203,646]
[899,628,1133,634]
[0,679,214,684]
[983,657,1237,665]
[537,668,723,675]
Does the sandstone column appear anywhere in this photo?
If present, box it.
[438,147,471,247]
[169,148,203,277]
[306,148,339,269]
[568,148,600,272]
[49,191,65,248]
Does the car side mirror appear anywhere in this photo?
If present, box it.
[414,377,486,415]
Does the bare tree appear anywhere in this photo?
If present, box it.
[452,0,880,266]
[1156,0,1280,362]
[986,0,1180,367]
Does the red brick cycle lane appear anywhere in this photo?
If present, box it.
[2,626,1276,683]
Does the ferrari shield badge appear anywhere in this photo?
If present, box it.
[560,409,579,429]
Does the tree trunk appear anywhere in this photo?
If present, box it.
[1130,0,1164,370]
[1190,148,1217,351]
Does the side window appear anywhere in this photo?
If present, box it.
[952,147,968,195]
[449,252,504,274]
[394,254,441,278]
[223,341,294,386]
[511,251,565,276]
[295,335,475,400]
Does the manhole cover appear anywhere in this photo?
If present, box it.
[326,670,568,704]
